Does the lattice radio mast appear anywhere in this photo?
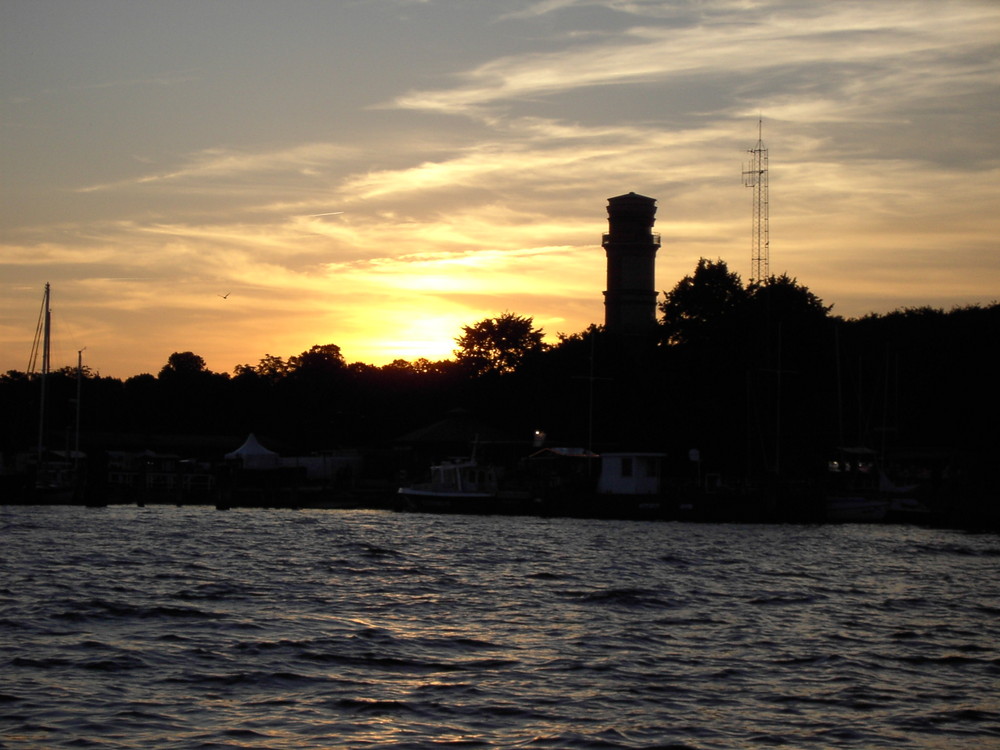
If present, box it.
[742,119,769,283]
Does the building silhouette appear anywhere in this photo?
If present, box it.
[602,192,661,336]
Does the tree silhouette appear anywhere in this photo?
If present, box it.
[659,258,747,346]
[153,352,232,433]
[158,351,209,379]
[455,313,546,377]
[288,344,345,376]
[234,353,289,383]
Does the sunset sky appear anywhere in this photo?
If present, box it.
[2,0,998,379]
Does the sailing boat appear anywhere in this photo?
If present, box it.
[824,446,890,521]
[817,328,889,522]
[28,283,84,502]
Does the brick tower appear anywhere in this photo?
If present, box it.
[602,192,660,335]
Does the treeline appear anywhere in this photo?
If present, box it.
[648,260,999,482]
[3,260,997,484]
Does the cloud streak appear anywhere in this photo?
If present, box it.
[397,3,999,119]
[77,142,356,193]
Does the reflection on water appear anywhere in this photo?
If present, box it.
[2,506,999,748]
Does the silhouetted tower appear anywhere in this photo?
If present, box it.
[742,119,769,283]
[602,192,661,336]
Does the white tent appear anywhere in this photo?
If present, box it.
[225,433,280,470]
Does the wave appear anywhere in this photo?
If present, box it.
[569,587,672,608]
[51,598,225,622]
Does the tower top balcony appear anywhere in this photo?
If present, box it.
[603,232,660,248]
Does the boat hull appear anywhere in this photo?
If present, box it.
[826,496,890,522]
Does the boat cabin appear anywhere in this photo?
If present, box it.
[597,452,665,495]
[424,458,498,494]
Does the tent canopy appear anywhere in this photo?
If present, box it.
[225,433,279,469]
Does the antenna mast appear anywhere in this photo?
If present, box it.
[742,119,769,283]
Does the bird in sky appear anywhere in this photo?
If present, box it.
[219,292,230,300]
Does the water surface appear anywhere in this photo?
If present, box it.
[2,506,999,748]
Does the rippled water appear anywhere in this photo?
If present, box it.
[2,506,999,749]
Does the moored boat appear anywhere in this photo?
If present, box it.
[826,495,890,522]
[398,457,532,514]
[17,283,89,503]
[398,457,498,512]
[825,447,889,521]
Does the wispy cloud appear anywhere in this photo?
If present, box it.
[77,70,200,91]
[77,142,356,193]
[398,3,999,119]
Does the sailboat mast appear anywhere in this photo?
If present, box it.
[36,282,51,462]
[75,348,84,461]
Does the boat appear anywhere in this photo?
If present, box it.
[825,495,890,522]
[397,456,533,514]
[824,447,890,521]
[398,457,499,512]
[886,495,933,522]
[881,469,933,522]
[24,283,87,503]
